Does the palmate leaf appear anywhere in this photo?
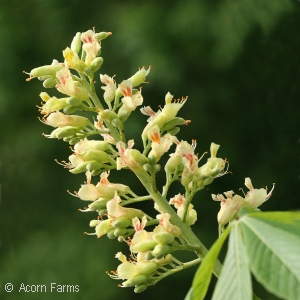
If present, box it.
[240,212,300,300]
[212,222,252,300]
[190,225,231,300]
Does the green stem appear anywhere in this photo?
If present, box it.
[134,171,223,278]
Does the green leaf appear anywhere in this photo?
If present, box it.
[191,225,231,300]
[212,222,252,300]
[184,287,193,300]
[240,212,300,300]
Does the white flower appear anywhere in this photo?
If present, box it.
[81,29,101,65]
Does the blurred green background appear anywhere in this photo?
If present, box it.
[1,0,300,299]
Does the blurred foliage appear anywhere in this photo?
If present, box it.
[1,0,299,299]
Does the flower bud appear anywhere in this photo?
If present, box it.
[50,126,78,139]
[162,117,186,131]
[43,77,57,88]
[68,137,81,145]
[112,217,132,229]
[86,161,103,171]
[99,109,119,122]
[71,32,82,54]
[151,244,170,258]
[127,66,150,87]
[114,228,127,237]
[95,31,112,41]
[134,284,148,293]
[88,199,108,211]
[82,150,109,162]
[28,64,63,79]
[167,127,180,136]
[90,57,104,72]
[132,240,158,253]
[66,96,82,106]
[94,219,114,238]
[63,106,79,114]
[145,252,155,260]
[107,229,118,239]
[45,112,90,128]
[123,275,148,287]
[69,161,90,174]
[153,232,174,245]
[40,96,68,114]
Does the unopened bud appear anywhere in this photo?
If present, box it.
[90,57,104,72]
[63,106,79,114]
[127,66,150,87]
[67,96,82,106]
[95,31,112,41]
[123,275,148,288]
[82,150,109,162]
[132,240,157,253]
[27,64,63,79]
[69,137,81,145]
[43,77,57,88]
[162,117,186,131]
[151,244,170,258]
[112,217,132,229]
[50,126,78,139]
[86,161,103,171]
[107,229,118,239]
[134,284,148,293]
[71,32,82,54]
[153,232,174,245]
[114,228,127,237]
[167,127,180,136]
[88,199,108,211]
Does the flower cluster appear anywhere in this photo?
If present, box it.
[26,28,274,293]
[212,178,275,225]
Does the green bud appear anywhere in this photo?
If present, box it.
[154,164,161,173]
[151,244,170,258]
[71,32,82,54]
[107,229,118,239]
[69,161,89,174]
[134,284,148,293]
[123,275,148,288]
[66,97,82,106]
[153,232,175,245]
[90,57,103,72]
[112,217,132,229]
[145,252,155,260]
[68,137,81,145]
[63,106,80,114]
[28,64,63,79]
[162,117,186,131]
[54,126,78,139]
[148,155,157,166]
[111,118,123,130]
[132,241,158,253]
[63,136,72,142]
[38,75,53,81]
[86,161,103,171]
[95,31,112,41]
[91,169,102,176]
[82,150,109,162]
[167,127,180,136]
[114,228,127,237]
[88,199,108,211]
[143,164,152,172]
[99,110,119,122]
[127,66,150,87]
[42,77,57,88]
[83,67,93,78]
